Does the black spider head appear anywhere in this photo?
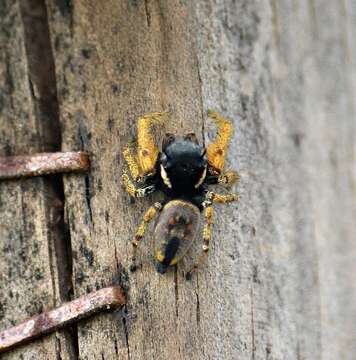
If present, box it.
[159,133,208,191]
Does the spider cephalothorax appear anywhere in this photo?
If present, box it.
[159,134,208,194]
[122,110,239,278]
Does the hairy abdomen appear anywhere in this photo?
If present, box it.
[154,200,200,272]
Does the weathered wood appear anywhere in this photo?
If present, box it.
[1,0,355,359]
[47,1,204,359]
[194,1,356,358]
[0,1,75,358]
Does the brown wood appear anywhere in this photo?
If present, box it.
[0,1,76,359]
[1,0,356,359]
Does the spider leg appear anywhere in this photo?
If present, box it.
[205,191,239,204]
[121,172,156,198]
[122,112,169,182]
[137,112,169,176]
[186,205,214,279]
[206,110,234,175]
[207,170,240,187]
[186,191,239,280]
[122,140,142,182]
[130,202,163,272]
[217,170,240,186]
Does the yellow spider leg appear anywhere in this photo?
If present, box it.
[186,205,214,279]
[123,140,142,182]
[137,112,169,176]
[186,191,239,279]
[207,191,239,203]
[121,172,155,198]
[206,110,234,174]
[131,202,162,271]
[217,170,240,187]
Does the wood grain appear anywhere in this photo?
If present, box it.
[1,0,355,359]
[0,1,75,358]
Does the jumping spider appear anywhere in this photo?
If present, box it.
[122,110,239,278]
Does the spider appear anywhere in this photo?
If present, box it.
[122,110,239,279]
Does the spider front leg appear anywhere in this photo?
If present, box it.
[130,202,163,272]
[206,110,234,174]
[123,111,169,182]
[206,110,240,186]
[137,112,169,176]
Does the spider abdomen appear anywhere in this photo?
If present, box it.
[154,200,200,273]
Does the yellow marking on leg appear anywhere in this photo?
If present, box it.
[207,191,239,204]
[218,170,240,187]
[206,110,234,174]
[121,172,137,197]
[137,112,169,175]
[202,206,213,243]
[186,206,214,278]
[121,172,155,198]
[123,140,142,182]
[133,204,159,248]
[132,202,162,269]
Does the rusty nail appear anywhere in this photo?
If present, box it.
[0,151,90,180]
[0,286,125,354]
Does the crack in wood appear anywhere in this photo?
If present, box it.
[270,0,280,48]
[250,286,255,360]
[113,334,119,355]
[18,0,79,357]
[122,306,131,360]
[144,0,151,27]
[195,273,201,328]
[55,336,63,360]
[2,54,15,113]
[195,291,200,327]
[84,174,94,225]
[308,0,319,39]
[174,266,179,318]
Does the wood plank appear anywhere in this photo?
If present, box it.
[0,1,74,358]
[47,1,206,358]
[0,0,351,358]
[195,0,356,358]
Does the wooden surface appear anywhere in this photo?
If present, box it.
[0,1,76,359]
[1,0,355,359]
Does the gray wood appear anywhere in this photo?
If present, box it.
[1,0,355,359]
[0,1,75,358]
